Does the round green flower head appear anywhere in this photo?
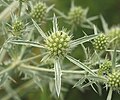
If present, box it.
[107,26,120,49]
[107,70,120,90]
[93,34,108,51]
[98,61,112,75]
[12,20,24,33]
[68,6,87,25]
[45,31,71,57]
[31,2,47,22]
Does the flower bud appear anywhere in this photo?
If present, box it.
[93,34,108,51]
[30,2,47,22]
[98,61,112,75]
[107,70,120,90]
[68,6,87,25]
[45,31,71,57]
[12,20,24,34]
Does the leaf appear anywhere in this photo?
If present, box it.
[32,19,47,39]
[93,25,98,35]
[52,8,68,19]
[66,55,96,76]
[9,40,45,49]
[54,58,61,97]
[53,14,58,33]
[100,15,108,33]
[73,77,86,88]
[70,34,97,48]
[112,47,117,69]
[46,4,55,13]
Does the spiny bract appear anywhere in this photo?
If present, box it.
[68,6,87,25]
[31,2,47,22]
[107,70,120,90]
[93,34,108,51]
[45,31,71,57]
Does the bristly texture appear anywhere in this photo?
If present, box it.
[93,34,108,51]
[45,31,71,57]
[98,60,112,76]
[30,2,47,22]
[107,70,120,91]
[12,20,24,35]
[107,26,120,49]
[68,6,87,25]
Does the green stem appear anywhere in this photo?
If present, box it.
[21,64,98,74]
[0,60,20,75]
[107,88,113,100]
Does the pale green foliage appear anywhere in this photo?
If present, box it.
[0,0,120,100]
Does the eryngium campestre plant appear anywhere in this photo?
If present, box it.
[10,15,97,97]
[30,2,47,22]
[93,34,108,51]
[98,60,112,76]
[107,70,120,91]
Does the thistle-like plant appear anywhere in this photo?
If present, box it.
[9,15,97,96]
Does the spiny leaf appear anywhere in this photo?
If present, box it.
[32,19,47,39]
[73,77,86,88]
[54,58,61,97]
[66,55,96,76]
[100,15,108,33]
[9,40,45,49]
[70,34,97,47]
[53,14,58,33]
[112,47,117,69]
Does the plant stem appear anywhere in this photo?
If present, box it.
[0,60,20,75]
[21,64,98,74]
[107,88,113,100]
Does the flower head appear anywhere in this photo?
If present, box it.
[107,70,120,90]
[12,20,24,34]
[98,60,112,75]
[30,2,47,22]
[68,6,87,25]
[107,26,120,49]
[93,34,108,51]
[45,31,71,57]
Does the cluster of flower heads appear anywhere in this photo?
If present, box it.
[45,31,71,57]
[68,6,87,25]
[30,2,47,22]
[93,34,108,51]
